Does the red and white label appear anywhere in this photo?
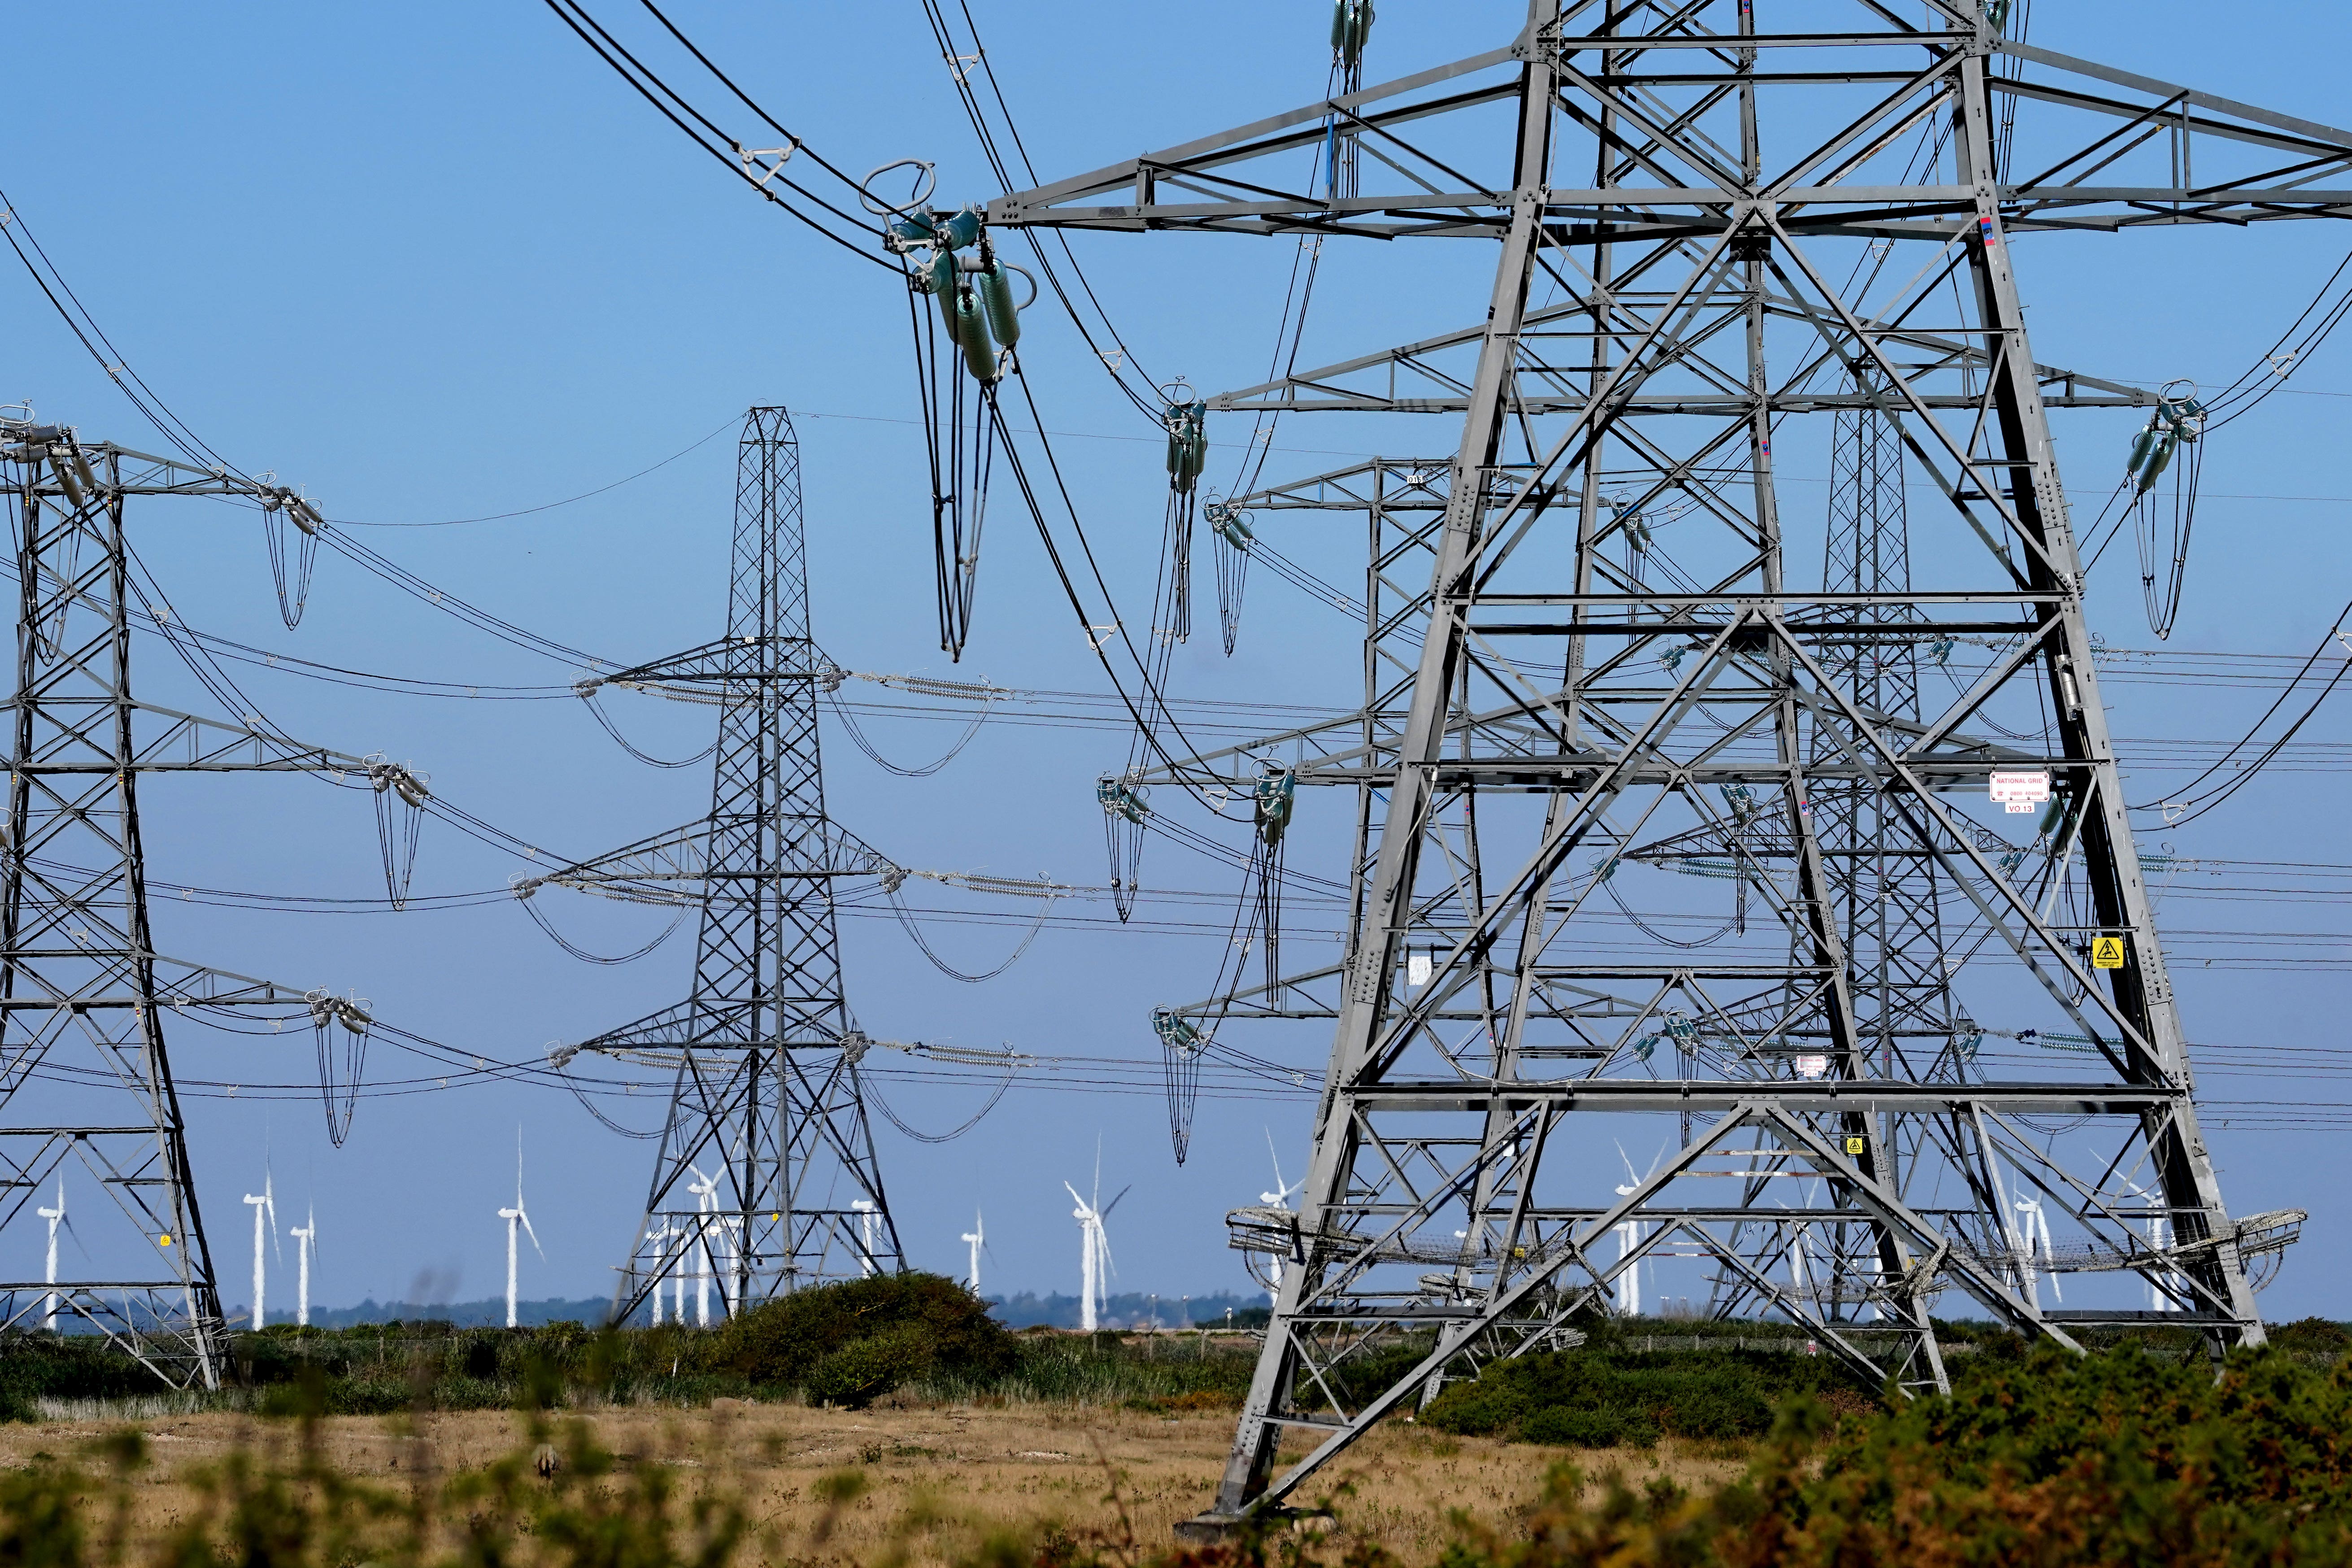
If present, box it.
[1990,771,2051,814]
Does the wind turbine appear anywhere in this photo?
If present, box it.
[289,1206,317,1328]
[961,1209,993,1294]
[2013,1193,2060,1309]
[1259,1129,1303,1208]
[498,1131,543,1329]
[1064,1144,1130,1332]
[686,1164,718,1325]
[645,1219,672,1325]
[35,1176,65,1333]
[1612,1141,1664,1318]
[243,1168,279,1329]
[851,1197,879,1279]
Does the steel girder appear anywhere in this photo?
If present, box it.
[584,409,905,1323]
[994,0,2320,1525]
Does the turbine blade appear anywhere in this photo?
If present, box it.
[1101,1184,1133,1219]
[1264,1128,1285,1197]
[520,1207,544,1260]
[1063,1180,1087,1211]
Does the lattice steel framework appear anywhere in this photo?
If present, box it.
[992,0,2335,1522]
[0,421,366,1387]
[561,408,904,1320]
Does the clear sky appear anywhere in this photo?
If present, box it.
[4,0,2349,1322]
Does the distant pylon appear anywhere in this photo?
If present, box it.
[552,409,904,1317]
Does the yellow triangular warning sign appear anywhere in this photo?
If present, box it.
[2091,936,2126,969]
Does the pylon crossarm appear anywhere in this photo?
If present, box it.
[592,635,841,688]
[0,954,318,1014]
[0,696,381,777]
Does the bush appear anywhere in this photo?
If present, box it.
[2273,1317,2352,1355]
[703,1272,1014,1394]
[803,1323,933,1408]
[1425,1344,1858,1447]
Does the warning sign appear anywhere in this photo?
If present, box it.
[2092,935,2126,969]
[1843,1135,1868,1156]
[1990,770,2052,815]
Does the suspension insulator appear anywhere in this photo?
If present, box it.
[1254,767,1296,847]
[927,250,965,344]
[1164,402,1209,493]
[956,290,998,382]
[976,261,1022,349]
[890,214,936,248]
[939,207,982,251]
[1097,772,1150,824]
[1181,401,1208,486]
[46,449,85,510]
[1208,502,1254,550]
[1333,0,1373,64]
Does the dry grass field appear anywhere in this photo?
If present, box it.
[0,1398,1753,1564]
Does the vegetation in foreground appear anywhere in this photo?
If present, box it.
[5,1282,2352,1564]
[0,1333,2347,1564]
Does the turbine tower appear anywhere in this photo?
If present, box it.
[499,1132,543,1329]
[986,0,2322,1524]
[289,1207,316,1328]
[1064,1153,1128,1333]
[550,409,905,1321]
[241,1175,275,1331]
[962,1210,985,1294]
[35,1178,64,1334]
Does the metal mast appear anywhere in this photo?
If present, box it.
[991,0,2335,1523]
[555,408,904,1319]
[0,419,379,1387]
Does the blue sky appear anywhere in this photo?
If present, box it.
[5,0,2351,1320]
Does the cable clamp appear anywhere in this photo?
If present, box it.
[735,140,802,189]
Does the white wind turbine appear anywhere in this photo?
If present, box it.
[289,1206,317,1328]
[498,1131,544,1329]
[961,1209,993,1294]
[243,1169,279,1329]
[35,1175,67,1333]
[1259,1129,1304,1208]
[851,1197,879,1279]
[1064,1146,1130,1333]
[686,1165,719,1325]
[2013,1193,2060,1308]
[645,1218,674,1326]
[1612,1141,1664,1318]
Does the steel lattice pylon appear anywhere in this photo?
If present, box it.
[992,0,2332,1523]
[555,408,904,1321]
[0,420,373,1387]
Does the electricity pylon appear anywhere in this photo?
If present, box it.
[993,0,2332,1523]
[0,419,388,1387]
[547,408,905,1318]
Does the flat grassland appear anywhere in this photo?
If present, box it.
[0,1401,1749,1563]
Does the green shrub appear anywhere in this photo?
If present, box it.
[803,1323,934,1408]
[1425,1344,1857,1446]
[2272,1317,2352,1355]
[703,1272,1013,1391]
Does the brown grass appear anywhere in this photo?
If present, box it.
[0,1400,1753,1564]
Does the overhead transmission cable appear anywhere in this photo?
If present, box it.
[536,0,897,271]
[2128,597,2352,828]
